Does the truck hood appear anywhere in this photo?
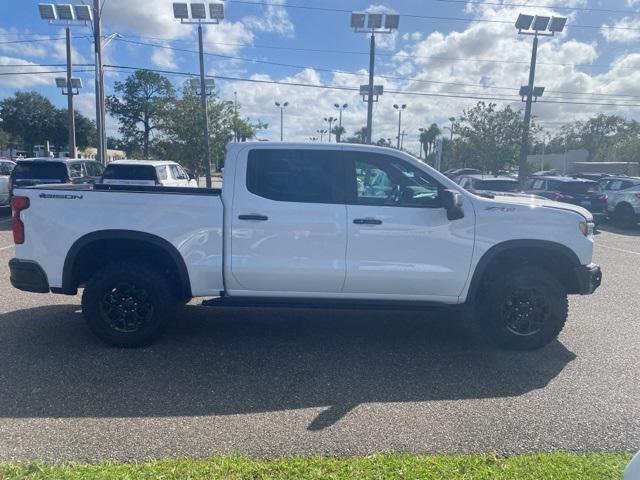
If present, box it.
[475,193,593,221]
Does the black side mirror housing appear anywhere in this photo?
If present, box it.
[442,189,465,221]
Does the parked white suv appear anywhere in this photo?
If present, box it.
[101,160,197,187]
[599,176,640,228]
[8,143,601,349]
[0,159,16,206]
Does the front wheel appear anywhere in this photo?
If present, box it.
[81,262,177,347]
[614,203,638,229]
[476,266,568,350]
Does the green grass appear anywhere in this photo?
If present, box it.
[0,452,632,480]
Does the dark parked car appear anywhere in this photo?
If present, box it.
[9,158,104,196]
[525,176,608,222]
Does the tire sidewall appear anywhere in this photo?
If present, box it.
[477,266,568,350]
[82,263,176,347]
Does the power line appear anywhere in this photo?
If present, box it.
[123,33,639,71]
[114,37,640,101]
[227,0,640,31]
[0,63,95,68]
[0,68,94,76]
[431,0,639,15]
[103,64,640,108]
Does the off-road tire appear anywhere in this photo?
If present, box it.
[476,266,568,350]
[81,262,177,347]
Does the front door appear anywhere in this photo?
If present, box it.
[342,151,475,301]
[229,148,348,295]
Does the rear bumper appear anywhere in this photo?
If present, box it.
[575,263,602,295]
[8,258,50,293]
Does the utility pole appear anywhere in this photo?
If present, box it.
[197,25,212,187]
[518,33,537,183]
[63,27,76,158]
[93,0,107,164]
[234,91,238,141]
[366,33,375,144]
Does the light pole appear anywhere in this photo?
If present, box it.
[418,127,425,159]
[351,11,399,144]
[393,104,406,149]
[324,117,336,143]
[515,13,566,182]
[317,129,327,142]
[174,2,225,188]
[334,103,348,142]
[275,101,289,141]
[38,3,93,158]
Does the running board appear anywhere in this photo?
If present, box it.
[201,296,465,312]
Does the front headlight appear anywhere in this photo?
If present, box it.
[579,221,594,237]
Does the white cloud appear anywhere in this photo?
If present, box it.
[601,17,640,43]
[243,0,294,38]
[151,44,177,69]
[0,56,54,89]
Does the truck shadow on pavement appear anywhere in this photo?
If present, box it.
[0,303,576,431]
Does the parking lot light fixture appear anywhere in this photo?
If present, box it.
[173,2,225,187]
[515,12,567,182]
[275,102,289,141]
[334,103,348,142]
[351,10,400,144]
[324,116,336,143]
[38,3,92,159]
[393,104,407,149]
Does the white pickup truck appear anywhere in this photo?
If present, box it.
[8,143,601,349]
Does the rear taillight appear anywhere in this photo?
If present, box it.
[11,196,29,245]
[598,194,608,201]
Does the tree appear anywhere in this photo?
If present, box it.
[332,125,346,143]
[454,102,534,173]
[106,70,175,159]
[419,123,442,159]
[0,92,57,152]
[345,126,367,144]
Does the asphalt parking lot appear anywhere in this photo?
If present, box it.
[0,206,638,462]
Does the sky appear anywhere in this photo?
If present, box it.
[2,0,640,150]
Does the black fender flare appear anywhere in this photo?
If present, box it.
[61,230,192,297]
[465,239,581,302]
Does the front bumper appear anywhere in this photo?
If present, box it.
[575,263,602,295]
[8,258,50,293]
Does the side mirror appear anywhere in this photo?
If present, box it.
[442,189,464,221]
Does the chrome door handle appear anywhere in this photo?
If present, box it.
[238,214,268,221]
[353,218,382,225]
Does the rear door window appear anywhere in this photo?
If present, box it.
[68,162,84,179]
[156,166,168,181]
[247,149,344,204]
[85,161,104,177]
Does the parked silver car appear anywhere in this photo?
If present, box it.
[599,176,640,228]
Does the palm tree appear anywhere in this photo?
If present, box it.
[332,125,346,143]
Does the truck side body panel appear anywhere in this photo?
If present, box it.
[13,188,225,296]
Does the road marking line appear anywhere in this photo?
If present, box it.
[599,244,640,256]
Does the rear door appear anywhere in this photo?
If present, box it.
[342,150,475,300]
[228,148,347,294]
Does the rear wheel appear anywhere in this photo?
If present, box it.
[476,266,568,350]
[614,203,638,229]
[81,262,177,347]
